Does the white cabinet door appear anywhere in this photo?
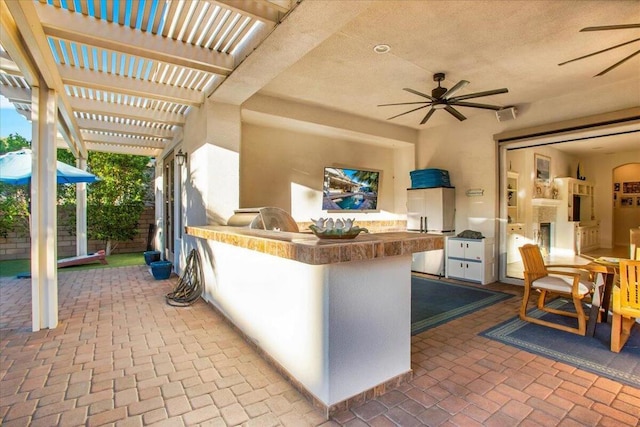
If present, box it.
[447,259,465,279]
[445,237,495,284]
[447,239,465,258]
[464,241,483,261]
[412,252,425,272]
[407,190,426,231]
[407,188,455,232]
[465,261,483,282]
[413,249,445,275]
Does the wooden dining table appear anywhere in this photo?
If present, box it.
[550,257,623,337]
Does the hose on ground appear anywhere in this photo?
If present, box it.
[166,249,203,307]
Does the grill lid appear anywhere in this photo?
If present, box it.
[227,207,299,232]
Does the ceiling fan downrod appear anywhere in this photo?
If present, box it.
[432,73,447,99]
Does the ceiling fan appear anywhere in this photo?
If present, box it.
[378,73,508,125]
[558,23,640,76]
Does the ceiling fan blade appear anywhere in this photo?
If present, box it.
[558,38,640,66]
[595,49,640,76]
[420,108,436,125]
[581,24,640,32]
[386,104,431,121]
[445,106,466,121]
[443,80,470,99]
[403,88,436,101]
[378,101,431,107]
[450,101,503,111]
[451,88,508,101]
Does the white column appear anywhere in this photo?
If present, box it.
[76,157,88,256]
[30,83,58,331]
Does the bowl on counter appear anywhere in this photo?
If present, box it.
[308,224,368,239]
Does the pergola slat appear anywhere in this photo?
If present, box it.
[2,0,296,160]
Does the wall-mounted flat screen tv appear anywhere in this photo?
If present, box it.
[322,167,380,211]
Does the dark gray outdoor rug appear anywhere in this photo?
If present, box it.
[411,276,513,335]
[480,299,640,388]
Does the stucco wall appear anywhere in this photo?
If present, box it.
[240,123,412,223]
[415,113,502,239]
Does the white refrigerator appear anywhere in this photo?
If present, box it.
[407,187,455,275]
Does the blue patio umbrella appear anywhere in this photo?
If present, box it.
[1,149,100,279]
[0,149,100,185]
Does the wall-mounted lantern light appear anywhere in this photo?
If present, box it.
[175,149,187,166]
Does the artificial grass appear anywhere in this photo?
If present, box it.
[0,252,146,277]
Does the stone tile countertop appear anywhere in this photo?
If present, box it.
[185,225,444,265]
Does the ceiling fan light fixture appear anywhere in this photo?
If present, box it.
[378,73,508,125]
[373,44,391,54]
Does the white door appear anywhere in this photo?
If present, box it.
[407,190,426,231]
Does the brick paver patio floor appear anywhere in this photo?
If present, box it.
[1,265,638,426]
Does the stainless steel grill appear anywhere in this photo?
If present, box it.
[227,207,299,232]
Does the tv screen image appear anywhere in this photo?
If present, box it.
[322,167,380,211]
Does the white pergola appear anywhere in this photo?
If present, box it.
[0,0,295,331]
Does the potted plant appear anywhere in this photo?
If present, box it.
[143,250,161,265]
[150,260,173,280]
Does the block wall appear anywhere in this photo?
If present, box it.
[0,206,155,261]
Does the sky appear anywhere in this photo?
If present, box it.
[0,95,32,140]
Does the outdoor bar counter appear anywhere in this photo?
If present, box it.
[185,225,444,416]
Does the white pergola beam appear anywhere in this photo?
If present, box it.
[4,0,87,157]
[0,0,38,85]
[85,142,162,157]
[76,117,174,139]
[0,84,31,103]
[35,2,234,76]
[255,0,292,15]
[60,66,202,106]
[57,110,80,158]
[16,108,31,121]
[217,0,285,22]
[80,131,167,148]
[68,97,187,126]
[0,57,24,76]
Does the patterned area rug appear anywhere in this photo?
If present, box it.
[481,299,640,388]
[411,276,513,335]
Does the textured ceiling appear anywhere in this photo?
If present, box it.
[257,1,639,137]
[1,0,638,157]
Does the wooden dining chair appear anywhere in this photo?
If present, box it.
[518,244,594,335]
[611,259,640,352]
[630,228,640,260]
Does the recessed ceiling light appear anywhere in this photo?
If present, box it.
[373,44,391,54]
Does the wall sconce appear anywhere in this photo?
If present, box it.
[175,149,187,166]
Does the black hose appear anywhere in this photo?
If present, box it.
[165,249,203,307]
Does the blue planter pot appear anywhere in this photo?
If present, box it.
[150,260,172,280]
[143,250,161,265]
